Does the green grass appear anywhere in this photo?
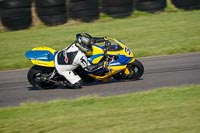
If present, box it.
[0,10,200,70]
[0,85,200,133]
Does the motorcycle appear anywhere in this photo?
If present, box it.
[25,37,144,89]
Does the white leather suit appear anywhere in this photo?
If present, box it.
[54,43,90,85]
[54,33,107,88]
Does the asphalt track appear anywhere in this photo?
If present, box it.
[0,52,200,107]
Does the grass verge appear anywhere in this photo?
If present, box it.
[0,10,200,70]
[0,85,200,133]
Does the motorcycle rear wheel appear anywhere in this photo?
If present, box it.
[27,65,58,89]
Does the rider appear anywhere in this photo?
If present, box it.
[54,33,109,89]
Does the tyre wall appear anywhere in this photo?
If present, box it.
[35,0,67,26]
[135,0,167,13]
[0,0,2,17]
[102,0,134,18]
[1,0,32,31]
[1,0,200,31]
[0,0,3,31]
[171,0,200,10]
[69,0,100,22]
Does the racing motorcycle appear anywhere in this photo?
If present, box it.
[25,37,144,89]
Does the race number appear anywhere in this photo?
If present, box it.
[80,56,88,67]
[125,47,131,55]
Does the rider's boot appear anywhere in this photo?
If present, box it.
[72,80,83,89]
[62,80,83,89]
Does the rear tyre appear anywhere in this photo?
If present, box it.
[27,65,58,89]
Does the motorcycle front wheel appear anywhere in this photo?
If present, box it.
[127,59,144,80]
[27,65,58,89]
[113,59,144,80]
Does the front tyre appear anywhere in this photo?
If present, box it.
[128,59,144,80]
[113,59,144,80]
[27,65,58,89]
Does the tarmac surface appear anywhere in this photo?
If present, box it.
[0,52,200,107]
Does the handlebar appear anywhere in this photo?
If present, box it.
[104,40,111,53]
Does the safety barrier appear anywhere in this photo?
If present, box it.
[0,0,199,31]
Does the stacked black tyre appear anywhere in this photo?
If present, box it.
[0,0,2,28]
[102,0,133,18]
[69,0,100,22]
[35,0,67,26]
[135,0,167,13]
[1,0,32,31]
[171,0,200,10]
[0,0,3,18]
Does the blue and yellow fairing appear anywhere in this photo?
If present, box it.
[88,38,135,80]
[25,46,56,67]
[89,38,135,64]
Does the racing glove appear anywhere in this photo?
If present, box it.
[92,36,109,43]
[101,60,109,68]
[84,60,109,72]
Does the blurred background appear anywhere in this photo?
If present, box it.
[0,0,199,31]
